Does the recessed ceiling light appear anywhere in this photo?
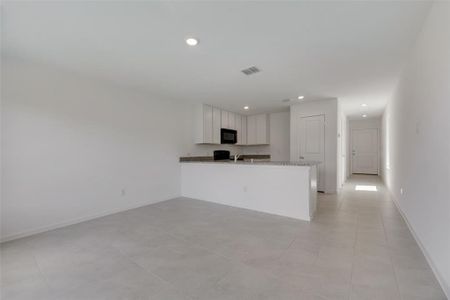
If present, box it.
[362,114,367,118]
[361,103,368,107]
[298,96,305,100]
[244,106,249,110]
[185,38,199,46]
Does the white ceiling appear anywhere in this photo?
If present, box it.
[2,1,431,117]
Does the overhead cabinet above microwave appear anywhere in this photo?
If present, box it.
[194,104,269,145]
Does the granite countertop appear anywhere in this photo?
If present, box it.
[179,160,320,167]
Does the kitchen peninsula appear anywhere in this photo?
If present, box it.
[180,158,318,221]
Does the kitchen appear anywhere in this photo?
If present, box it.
[3,2,448,299]
[178,103,332,221]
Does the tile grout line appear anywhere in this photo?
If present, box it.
[4,176,442,299]
[30,247,55,296]
[121,224,292,296]
[112,242,197,300]
[347,202,360,300]
[120,224,239,298]
[380,196,404,300]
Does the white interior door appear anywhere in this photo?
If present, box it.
[299,115,325,192]
[351,128,378,174]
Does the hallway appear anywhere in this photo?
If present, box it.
[1,176,446,299]
[317,175,445,299]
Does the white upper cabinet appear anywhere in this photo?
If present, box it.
[256,114,270,144]
[195,104,268,145]
[234,114,249,145]
[228,112,236,130]
[247,113,269,145]
[241,116,247,145]
[235,115,242,144]
[195,104,220,144]
[221,110,229,129]
[212,107,221,144]
[194,104,212,144]
[247,115,257,145]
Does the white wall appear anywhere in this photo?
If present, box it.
[382,2,450,296]
[348,118,381,175]
[290,99,338,193]
[0,57,237,241]
[243,111,290,161]
[337,101,348,189]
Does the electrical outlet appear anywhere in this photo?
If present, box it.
[121,188,126,196]
[243,186,248,192]
[400,188,404,195]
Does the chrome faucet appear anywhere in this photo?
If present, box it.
[234,154,241,162]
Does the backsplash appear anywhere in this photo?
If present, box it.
[183,144,243,157]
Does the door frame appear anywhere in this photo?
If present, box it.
[350,128,379,175]
[299,114,326,192]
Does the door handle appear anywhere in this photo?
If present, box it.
[299,156,304,159]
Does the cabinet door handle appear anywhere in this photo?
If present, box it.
[299,156,305,159]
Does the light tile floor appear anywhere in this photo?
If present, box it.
[0,175,446,299]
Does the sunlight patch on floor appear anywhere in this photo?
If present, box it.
[355,185,378,192]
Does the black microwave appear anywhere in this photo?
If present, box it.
[221,128,237,144]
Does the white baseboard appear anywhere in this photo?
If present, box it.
[388,190,449,299]
[0,197,175,243]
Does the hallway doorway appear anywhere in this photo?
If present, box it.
[351,128,379,175]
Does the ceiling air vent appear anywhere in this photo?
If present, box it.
[241,66,261,75]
